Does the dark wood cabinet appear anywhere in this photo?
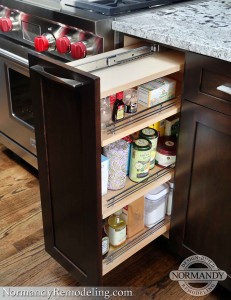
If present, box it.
[170,52,231,291]
[29,45,184,286]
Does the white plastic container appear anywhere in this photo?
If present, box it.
[166,180,174,216]
[144,183,169,227]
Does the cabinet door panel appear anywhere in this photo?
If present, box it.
[183,52,231,115]
[29,54,102,285]
[171,100,231,290]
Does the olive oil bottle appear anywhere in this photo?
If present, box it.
[108,210,126,247]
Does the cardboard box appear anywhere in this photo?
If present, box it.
[165,114,180,137]
[149,120,166,137]
[101,155,109,196]
[122,197,144,238]
[138,77,176,107]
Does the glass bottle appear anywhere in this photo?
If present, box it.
[108,210,126,247]
[123,88,138,114]
[100,97,111,130]
[112,92,125,122]
[102,219,109,258]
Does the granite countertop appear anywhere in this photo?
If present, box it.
[112,0,231,62]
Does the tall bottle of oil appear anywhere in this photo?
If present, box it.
[108,210,126,247]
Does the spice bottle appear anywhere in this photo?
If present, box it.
[123,88,138,114]
[140,128,158,169]
[102,219,109,258]
[112,92,125,122]
[108,210,126,247]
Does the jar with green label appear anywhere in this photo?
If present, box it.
[129,138,151,182]
[140,128,158,169]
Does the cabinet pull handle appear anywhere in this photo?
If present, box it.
[216,83,231,95]
[31,65,82,88]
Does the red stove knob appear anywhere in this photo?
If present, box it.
[71,42,87,59]
[0,17,13,32]
[34,33,55,52]
[56,36,71,54]
[34,36,49,52]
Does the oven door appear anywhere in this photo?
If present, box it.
[0,48,37,165]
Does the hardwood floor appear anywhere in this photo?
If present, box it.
[0,144,230,299]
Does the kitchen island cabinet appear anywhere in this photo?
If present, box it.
[29,43,184,286]
[170,52,231,291]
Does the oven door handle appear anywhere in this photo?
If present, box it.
[0,48,28,66]
[31,65,82,88]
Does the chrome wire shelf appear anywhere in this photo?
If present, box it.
[106,163,174,208]
[104,217,169,264]
[106,98,179,135]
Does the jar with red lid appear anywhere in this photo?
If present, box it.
[155,136,177,167]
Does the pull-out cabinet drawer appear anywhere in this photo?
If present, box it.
[183,52,231,115]
[29,43,184,285]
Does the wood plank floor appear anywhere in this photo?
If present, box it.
[0,144,230,299]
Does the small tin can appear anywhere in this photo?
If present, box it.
[140,128,158,169]
[129,138,151,182]
[155,136,177,167]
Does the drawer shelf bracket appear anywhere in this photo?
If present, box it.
[73,45,159,72]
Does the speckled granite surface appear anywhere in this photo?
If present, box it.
[112,0,231,62]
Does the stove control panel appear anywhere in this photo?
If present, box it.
[0,4,103,61]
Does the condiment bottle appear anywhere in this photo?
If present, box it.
[102,220,109,258]
[140,128,158,169]
[108,210,126,247]
[112,92,125,122]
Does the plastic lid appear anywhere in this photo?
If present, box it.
[168,180,174,188]
[133,138,151,151]
[140,127,158,139]
[116,92,123,100]
[145,183,169,200]
[157,136,177,155]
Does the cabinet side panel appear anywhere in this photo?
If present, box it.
[30,55,102,285]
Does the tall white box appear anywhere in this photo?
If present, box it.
[101,155,109,196]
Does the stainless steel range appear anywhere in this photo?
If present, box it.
[0,0,117,168]
[0,0,187,168]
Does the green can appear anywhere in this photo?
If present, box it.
[129,138,151,182]
[140,128,158,169]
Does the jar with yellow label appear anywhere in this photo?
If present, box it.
[129,138,151,182]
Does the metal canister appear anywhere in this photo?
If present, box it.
[140,128,158,169]
[129,138,151,182]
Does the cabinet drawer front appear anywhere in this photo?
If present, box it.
[183,52,231,115]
